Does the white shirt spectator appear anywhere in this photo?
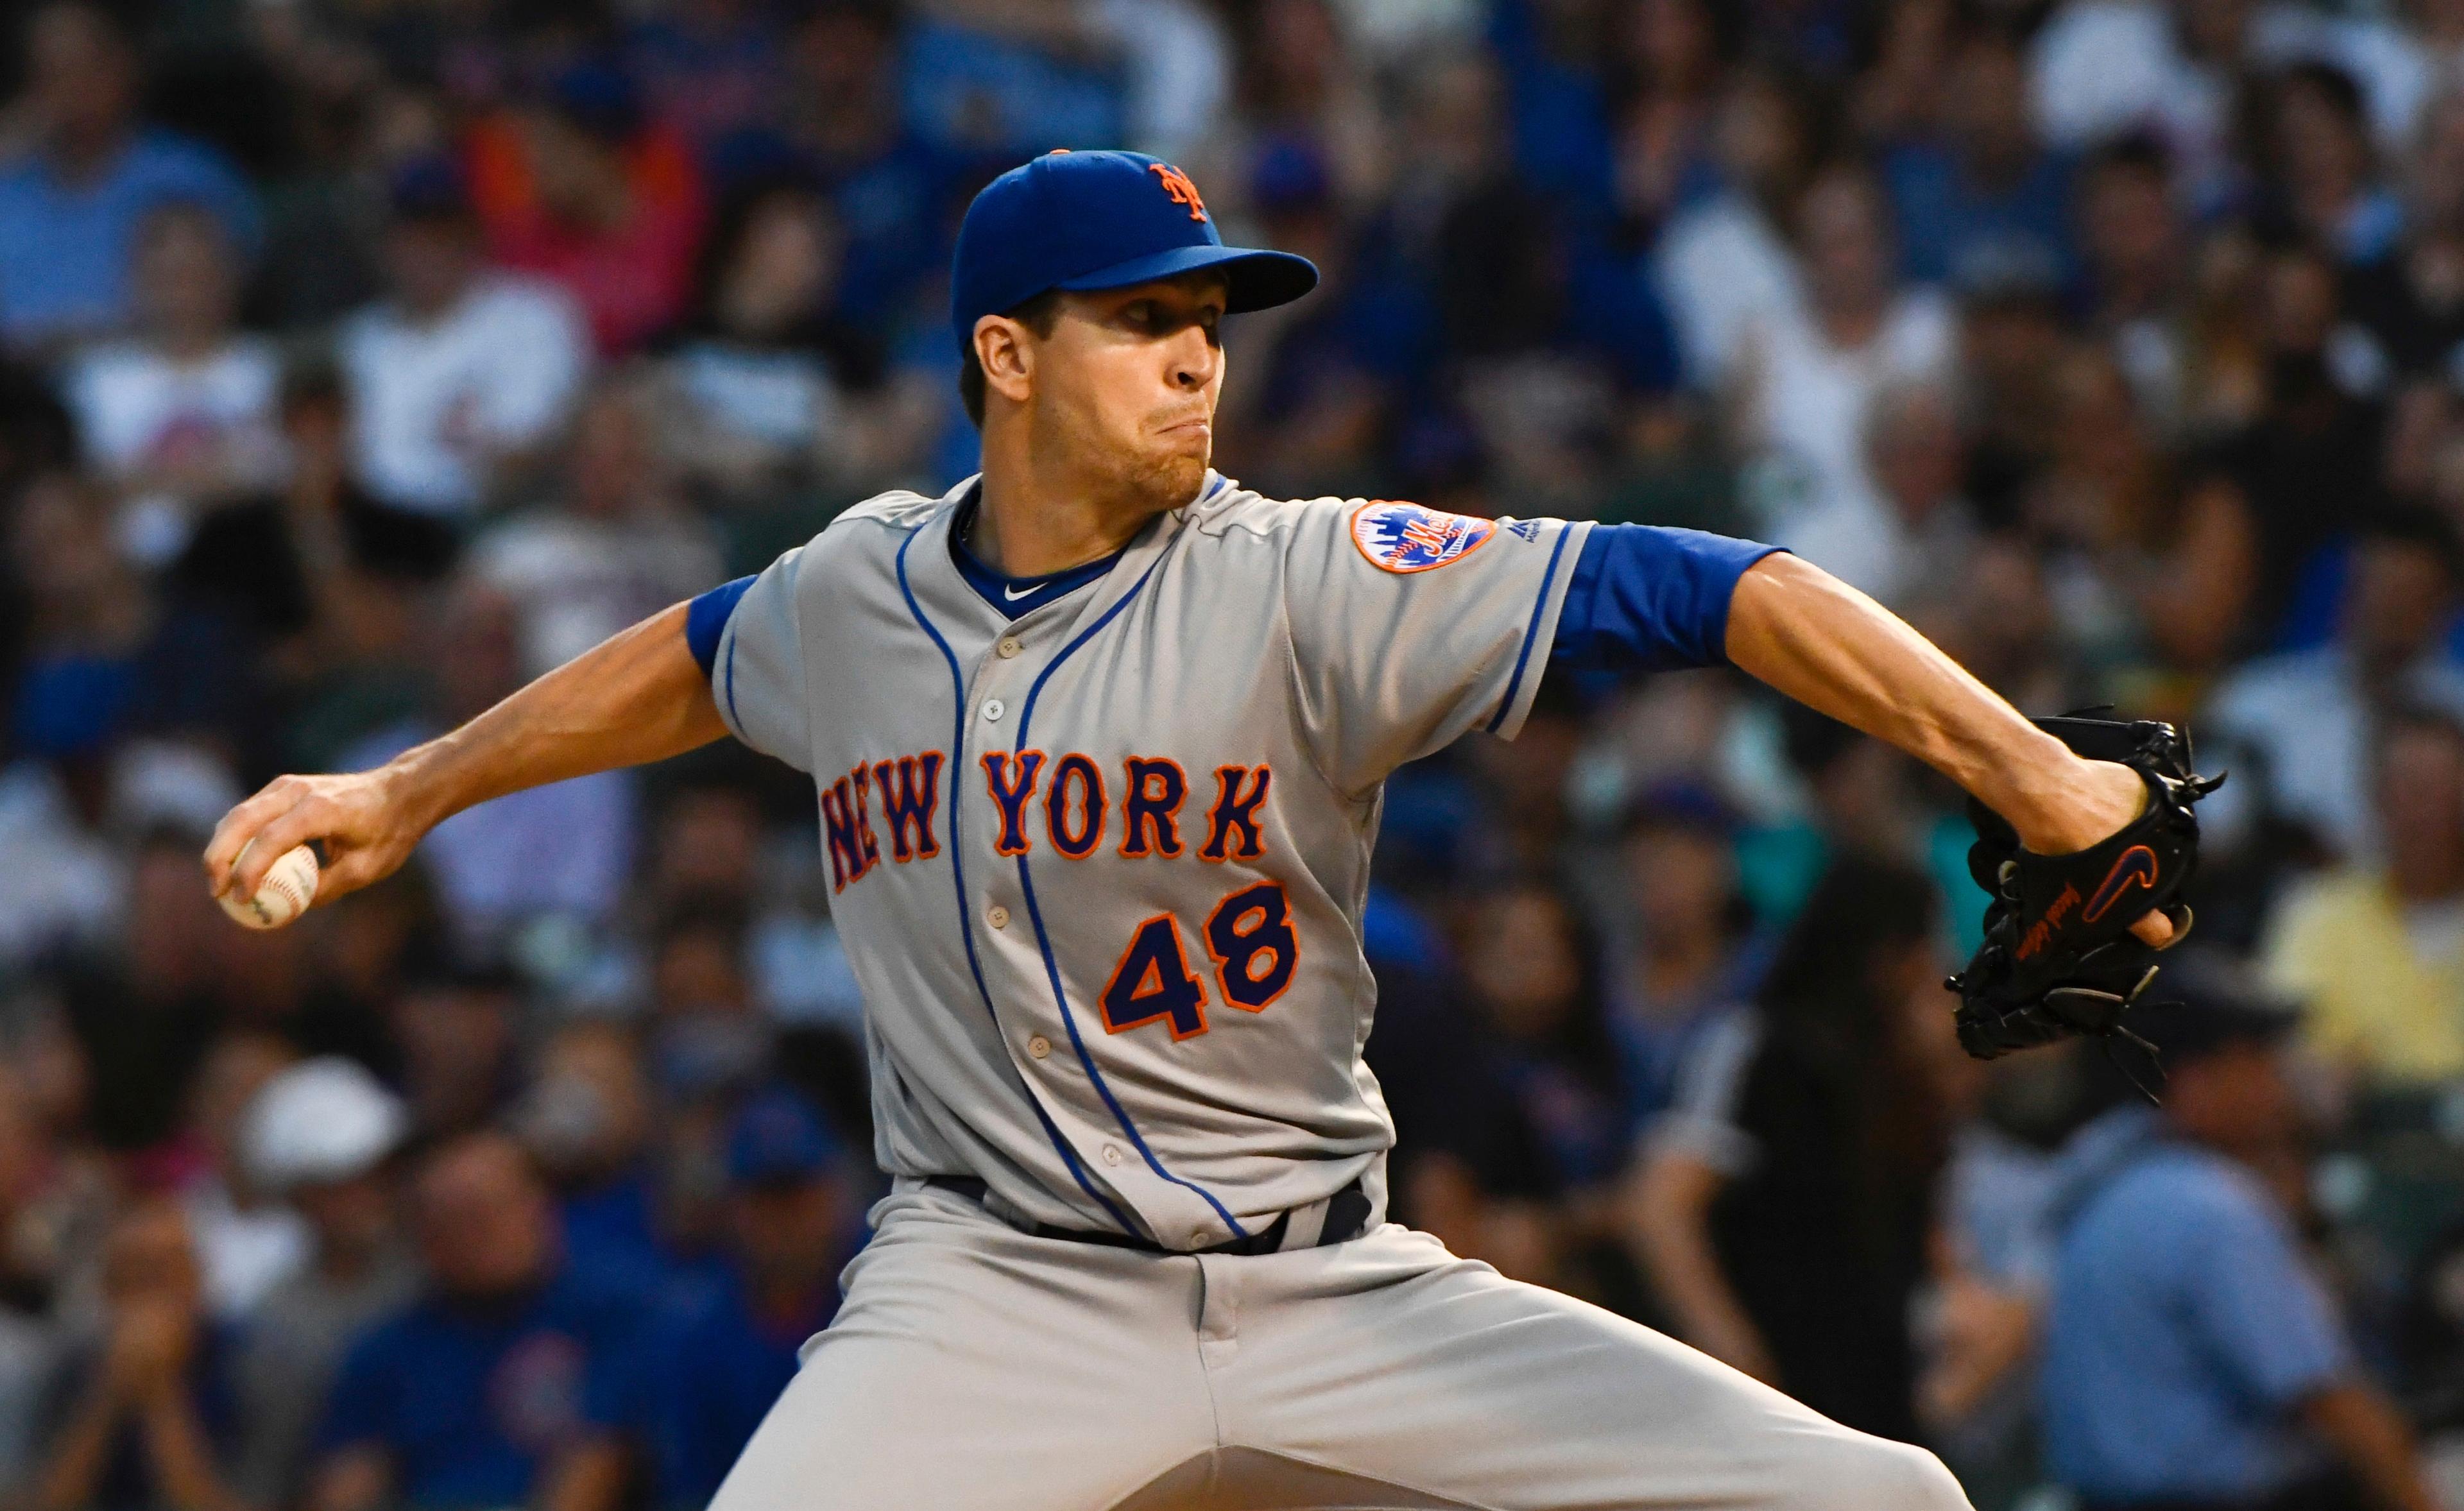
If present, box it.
[2203,645,2464,862]
[1735,291,1957,598]
[2028,0,2240,208]
[2033,1,2419,176]
[1654,189,1801,393]
[337,274,590,516]
[60,335,284,563]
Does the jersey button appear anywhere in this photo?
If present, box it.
[1100,1143,1124,1166]
[997,636,1022,659]
[1026,1034,1050,1060]
[986,904,1010,930]
[982,697,1005,722]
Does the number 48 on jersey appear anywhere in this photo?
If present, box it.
[1100,882,1297,1042]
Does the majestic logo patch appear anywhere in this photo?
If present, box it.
[1349,500,1496,574]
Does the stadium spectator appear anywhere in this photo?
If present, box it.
[31,1197,246,1511]
[466,63,709,356]
[1736,161,1957,598]
[1610,781,1762,1115]
[2343,90,2464,386]
[1452,878,1632,1282]
[305,1133,640,1511]
[176,1030,308,1320]
[652,177,907,515]
[336,157,590,520]
[2194,242,2391,660]
[230,1059,415,1509]
[2264,63,2404,268]
[1627,856,1951,1442]
[1880,26,2077,291]
[1857,379,1980,611]
[0,3,256,355]
[624,0,787,150]
[748,1,946,331]
[515,1021,673,1292]
[2205,509,2464,861]
[471,375,725,682]
[2039,956,2440,1511]
[49,829,236,1154]
[2074,134,2191,433]
[2026,0,2244,202]
[1655,64,1813,391]
[386,963,522,1143]
[2021,347,2220,679]
[60,203,283,571]
[628,1089,854,1511]
[2263,706,2464,1088]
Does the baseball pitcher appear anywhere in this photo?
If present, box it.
[208,151,2197,1510]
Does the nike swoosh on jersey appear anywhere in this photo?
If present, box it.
[1004,584,1038,601]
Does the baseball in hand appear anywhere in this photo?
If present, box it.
[218,842,320,930]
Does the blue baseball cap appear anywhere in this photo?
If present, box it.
[950,149,1319,359]
[726,1088,842,1186]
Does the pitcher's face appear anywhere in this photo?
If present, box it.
[1026,273,1229,516]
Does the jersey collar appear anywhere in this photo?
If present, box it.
[916,472,1230,638]
[947,486,1126,620]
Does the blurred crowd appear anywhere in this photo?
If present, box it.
[10,0,2464,1508]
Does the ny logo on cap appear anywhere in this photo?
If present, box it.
[1149,163,1208,223]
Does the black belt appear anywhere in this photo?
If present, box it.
[924,1174,1371,1256]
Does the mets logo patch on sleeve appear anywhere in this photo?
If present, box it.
[1349,500,1496,574]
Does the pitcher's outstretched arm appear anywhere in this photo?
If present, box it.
[204,600,726,907]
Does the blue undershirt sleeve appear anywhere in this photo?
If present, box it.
[684,576,756,677]
[1547,525,1785,671]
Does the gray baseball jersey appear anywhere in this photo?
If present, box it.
[699,472,1971,1510]
[712,470,1586,1248]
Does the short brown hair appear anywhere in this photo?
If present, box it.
[958,289,1065,427]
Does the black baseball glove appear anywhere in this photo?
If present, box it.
[1947,714,2223,1061]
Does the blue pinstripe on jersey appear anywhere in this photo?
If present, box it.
[1485,521,1575,735]
[894,525,1139,1236]
[722,635,743,736]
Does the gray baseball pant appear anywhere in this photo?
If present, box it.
[708,1184,1972,1510]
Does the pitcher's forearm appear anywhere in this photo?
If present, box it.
[1724,554,2119,854]
[384,602,727,830]
[207,602,726,905]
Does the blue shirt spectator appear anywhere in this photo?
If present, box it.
[2037,957,2442,1511]
[315,1267,641,1510]
[2042,1106,2350,1503]
[628,1089,853,1510]
[309,1134,645,1511]
[635,1267,835,1510]
[558,1171,676,1292]
[0,6,255,352]
[1878,31,2074,291]
[1881,143,2074,291]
